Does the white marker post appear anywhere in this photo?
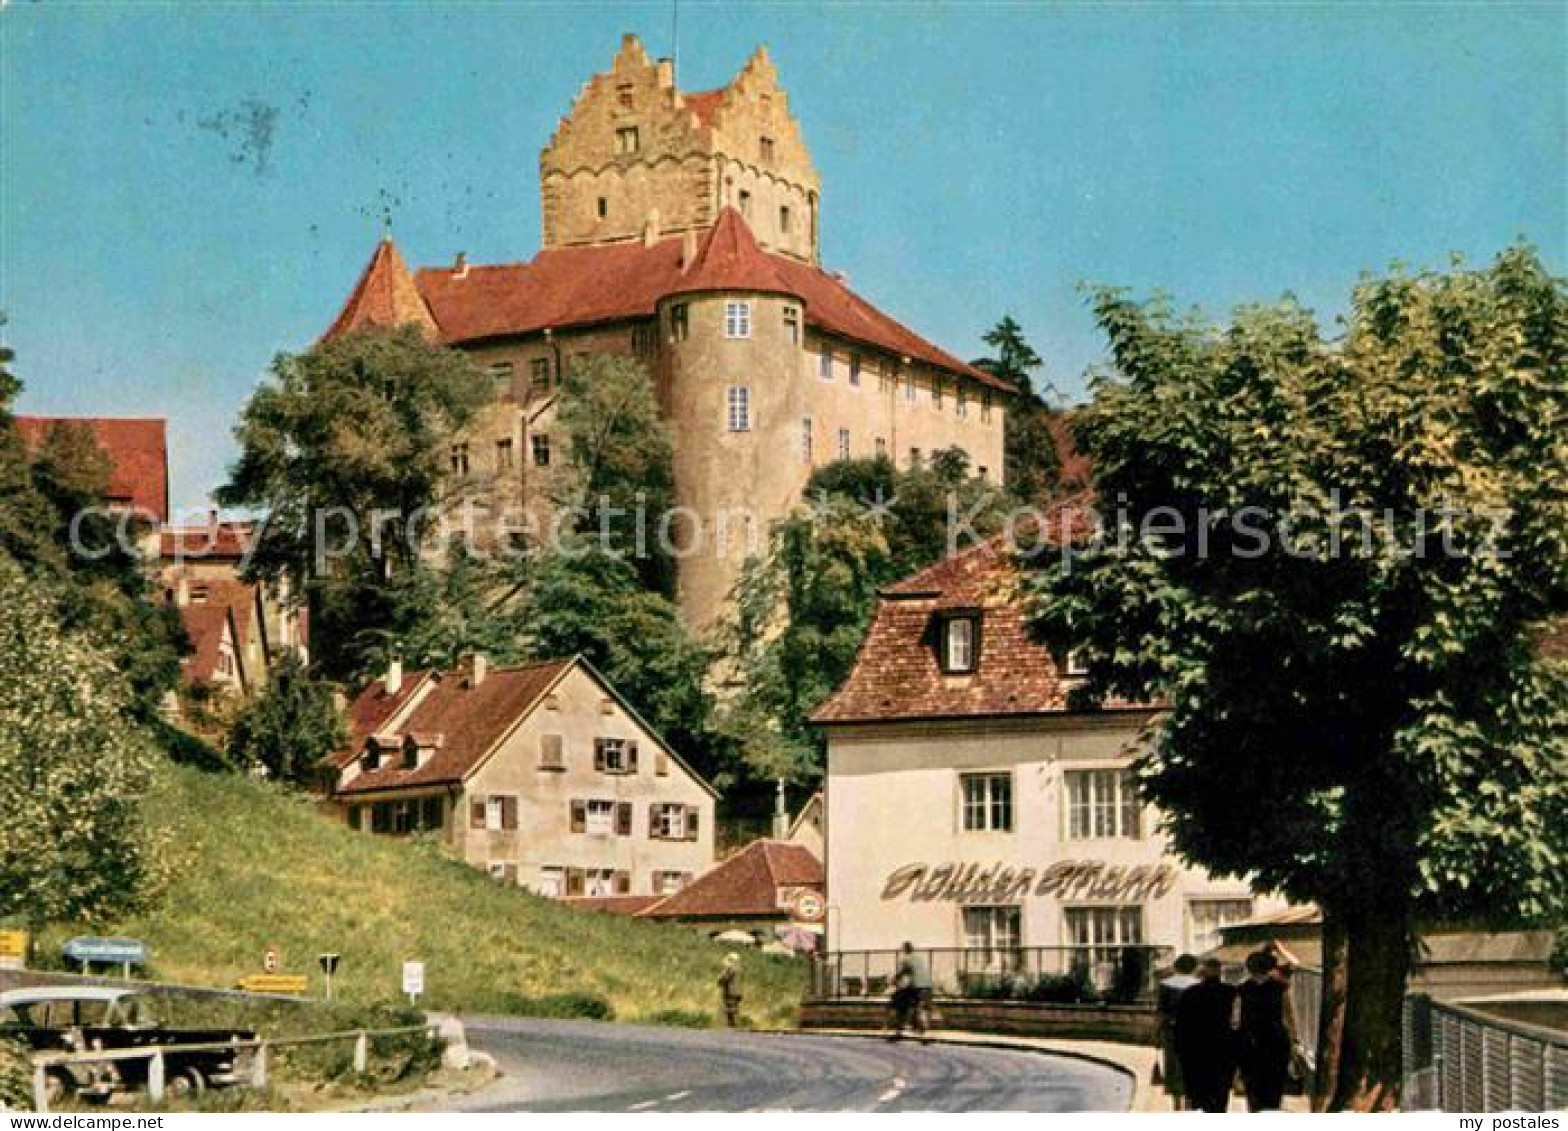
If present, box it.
[402,959,424,1007]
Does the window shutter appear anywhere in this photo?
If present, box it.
[686,807,700,841]
[540,734,563,768]
[615,871,631,895]
[566,868,585,896]
[627,741,639,773]
[593,739,606,772]
[502,796,518,830]
[570,800,586,833]
[616,801,633,837]
[649,803,663,839]
[470,799,486,829]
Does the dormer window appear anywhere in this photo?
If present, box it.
[361,743,382,773]
[403,737,420,770]
[940,614,980,674]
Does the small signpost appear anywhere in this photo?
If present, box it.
[0,929,27,971]
[63,936,148,978]
[402,960,424,1006]
[319,952,341,1001]
[237,973,309,996]
[263,945,280,975]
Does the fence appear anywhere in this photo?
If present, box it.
[813,945,1172,1004]
[28,1023,438,1113]
[1403,995,1568,1112]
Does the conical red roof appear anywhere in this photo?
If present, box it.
[665,207,799,300]
[322,238,440,340]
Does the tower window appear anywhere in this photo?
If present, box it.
[531,434,551,467]
[724,301,752,339]
[801,417,813,464]
[783,306,800,345]
[632,322,657,357]
[779,205,791,232]
[727,386,752,432]
[818,349,832,380]
[760,137,775,162]
[529,357,551,394]
[617,83,634,109]
[670,303,689,342]
[597,197,608,219]
[837,427,851,461]
[616,126,640,154]
[738,189,752,219]
[450,443,470,475]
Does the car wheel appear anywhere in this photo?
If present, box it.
[167,1068,206,1098]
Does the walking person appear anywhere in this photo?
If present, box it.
[718,953,743,1028]
[888,941,932,1041]
[1175,957,1238,1113]
[1233,948,1297,1111]
[1156,954,1200,1109]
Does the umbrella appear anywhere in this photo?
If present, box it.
[713,929,757,946]
[775,925,820,952]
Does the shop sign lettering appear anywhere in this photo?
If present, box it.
[880,859,1178,904]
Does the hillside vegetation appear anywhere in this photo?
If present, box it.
[33,763,806,1027]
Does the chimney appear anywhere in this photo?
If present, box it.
[453,252,469,278]
[772,777,789,839]
[385,656,403,696]
[462,653,488,688]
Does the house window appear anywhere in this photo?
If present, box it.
[450,443,470,475]
[650,802,690,840]
[760,136,774,161]
[942,615,978,673]
[584,868,629,897]
[529,433,551,467]
[596,196,608,219]
[488,862,519,885]
[960,772,1013,832]
[875,437,887,459]
[487,361,514,393]
[849,354,861,386]
[654,870,690,895]
[585,799,616,836]
[904,373,917,402]
[539,733,564,771]
[837,427,850,461]
[1187,898,1256,955]
[495,438,514,470]
[957,388,968,417]
[801,417,813,463]
[818,349,833,379]
[779,204,791,232]
[783,306,800,345]
[616,126,640,154]
[727,386,751,432]
[1064,906,1144,974]
[1066,768,1142,840]
[981,391,993,422]
[909,447,922,469]
[616,83,634,109]
[484,795,505,832]
[536,866,565,898]
[529,357,551,393]
[594,737,637,774]
[963,905,1022,963]
[724,301,752,339]
[632,322,657,357]
[670,303,689,342]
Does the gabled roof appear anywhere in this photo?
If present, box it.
[639,839,822,920]
[323,238,441,341]
[12,416,169,523]
[813,503,1149,725]
[179,602,240,688]
[334,212,1005,389]
[184,578,265,656]
[159,521,254,561]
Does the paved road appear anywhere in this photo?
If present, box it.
[451,1016,1132,1112]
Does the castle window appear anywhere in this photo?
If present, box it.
[670,302,689,342]
[632,322,657,357]
[616,83,634,109]
[495,438,514,470]
[727,386,752,432]
[738,189,752,219]
[783,306,800,345]
[818,349,832,380]
[487,361,514,393]
[849,354,862,386]
[933,379,944,410]
[875,437,888,459]
[450,443,470,475]
[981,391,993,422]
[779,204,791,232]
[615,126,640,154]
[597,196,608,219]
[531,434,551,467]
[837,427,851,460]
[904,374,917,403]
[530,357,551,393]
[724,301,752,339]
[957,387,969,417]
[760,136,775,162]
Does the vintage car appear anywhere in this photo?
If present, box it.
[0,986,255,1104]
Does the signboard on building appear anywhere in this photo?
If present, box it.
[0,930,27,970]
[880,859,1179,904]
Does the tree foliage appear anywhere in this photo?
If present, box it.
[226,651,348,785]
[0,557,166,931]
[973,315,1063,502]
[217,326,490,681]
[1025,247,1568,1109]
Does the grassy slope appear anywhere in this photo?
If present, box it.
[38,763,806,1027]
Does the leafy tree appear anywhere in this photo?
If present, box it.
[1025,248,1568,1110]
[227,651,347,784]
[217,326,490,681]
[552,355,677,596]
[0,556,165,937]
[972,315,1063,502]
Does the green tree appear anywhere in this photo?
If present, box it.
[226,651,347,785]
[553,355,677,596]
[1026,248,1568,1110]
[0,556,165,937]
[973,315,1063,502]
[217,326,490,681]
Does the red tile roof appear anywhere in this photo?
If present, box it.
[683,89,725,127]
[323,238,440,341]
[341,211,1005,389]
[159,522,255,561]
[12,416,169,523]
[813,506,1149,725]
[178,602,237,688]
[335,659,575,794]
[187,580,263,654]
[560,894,665,916]
[639,839,822,920]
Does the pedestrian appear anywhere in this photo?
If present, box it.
[1174,956,1238,1113]
[888,941,932,1041]
[1156,953,1199,1109]
[718,953,743,1028]
[1233,948,1297,1111]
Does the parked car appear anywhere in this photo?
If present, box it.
[0,986,255,1104]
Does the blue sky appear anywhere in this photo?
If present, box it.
[2,2,1562,514]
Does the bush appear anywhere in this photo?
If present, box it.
[0,1038,31,1111]
[645,1009,712,1028]
[1025,969,1099,1005]
[493,992,615,1021]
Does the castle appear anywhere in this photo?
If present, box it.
[325,34,1009,627]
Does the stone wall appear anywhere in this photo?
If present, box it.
[800,996,1159,1044]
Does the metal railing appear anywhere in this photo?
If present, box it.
[813,945,1173,1004]
[28,1023,438,1113]
[1403,995,1568,1112]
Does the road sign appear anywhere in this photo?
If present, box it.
[402,960,425,1002]
[263,946,280,974]
[0,929,27,970]
[319,952,341,1001]
[792,890,825,923]
[63,936,147,966]
[237,973,308,996]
